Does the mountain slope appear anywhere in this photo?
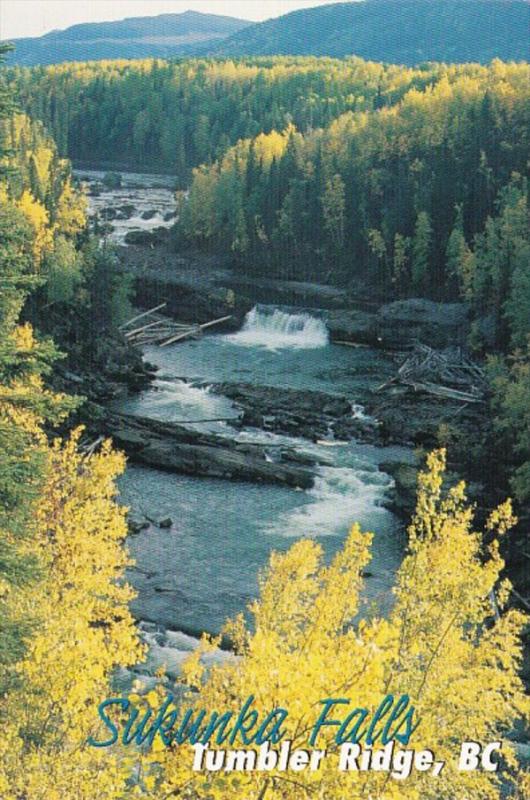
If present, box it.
[4,11,251,66]
[210,0,530,64]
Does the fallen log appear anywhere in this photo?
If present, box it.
[125,318,173,339]
[120,302,167,329]
[408,381,484,403]
[198,315,233,331]
[159,326,202,346]
[333,340,369,349]
[159,315,233,347]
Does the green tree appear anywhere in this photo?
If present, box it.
[411,211,433,292]
[322,172,345,248]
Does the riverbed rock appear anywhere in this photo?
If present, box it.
[380,461,419,518]
[88,183,103,196]
[125,227,170,247]
[151,226,170,243]
[118,204,136,219]
[377,299,470,348]
[141,209,157,220]
[210,382,378,443]
[99,410,316,489]
[128,515,150,534]
[325,309,379,344]
[100,205,118,221]
[225,276,350,309]
[102,171,122,189]
[53,327,154,402]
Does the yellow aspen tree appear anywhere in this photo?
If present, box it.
[16,189,54,265]
[135,450,528,800]
[0,431,144,800]
[54,177,87,237]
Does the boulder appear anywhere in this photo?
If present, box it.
[118,204,136,219]
[377,299,470,348]
[128,515,149,534]
[325,309,378,344]
[100,206,118,221]
[101,410,316,489]
[102,171,122,189]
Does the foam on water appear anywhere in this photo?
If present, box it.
[114,623,235,690]
[141,625,234,679]
[75,168,176,245]
[149,379,219,415]
[266,464,394,539]
[226,306,329,350]
[118,378,239,430]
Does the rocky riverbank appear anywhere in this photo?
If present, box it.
[52,329,155,403]
[119,245,471,349]
[89,407,318,489]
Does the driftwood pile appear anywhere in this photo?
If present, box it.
[377,344,487,403]
[120,303,232,347]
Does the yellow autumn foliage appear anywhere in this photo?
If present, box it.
[55,177,87,237]
[0,430,144,800]
[132,450,529,800]
[16,189,53,264]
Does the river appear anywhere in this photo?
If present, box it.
[79,169,413,687]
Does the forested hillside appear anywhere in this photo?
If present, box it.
[211,0,529,64]
[174,59,530,509]
[8,56,520,176]
[179,61,529,303]
[4,11,251,66]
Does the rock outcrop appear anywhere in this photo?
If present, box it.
[97,410,316,489]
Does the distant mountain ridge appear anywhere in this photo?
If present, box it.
[3,1,529,67]
[211,0,530,64]
[4,10,251,66]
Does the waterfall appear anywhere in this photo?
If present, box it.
[227,306,329,350]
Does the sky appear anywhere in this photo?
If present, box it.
[0,0,355,40]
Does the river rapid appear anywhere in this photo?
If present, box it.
[79,170,413,688]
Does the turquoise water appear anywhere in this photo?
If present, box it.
[117,307,410,671]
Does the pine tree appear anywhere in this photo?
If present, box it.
[446,204,474,298]
[411,211,433,293]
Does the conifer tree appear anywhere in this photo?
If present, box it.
[411,211,433,293]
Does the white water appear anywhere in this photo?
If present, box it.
[225,306,329,350]
[74,169,176,245]
[266,463,393,539]
[114,622,235,690]
[118,377,240,432]
[150,379,236,423]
